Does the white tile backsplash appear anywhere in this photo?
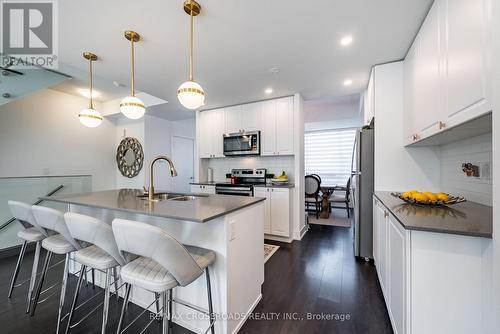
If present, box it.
[440,132,492,206]
[201,156,295,182]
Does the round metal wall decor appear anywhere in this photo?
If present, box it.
[116,137,144,178]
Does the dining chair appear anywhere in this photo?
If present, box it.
[329,177,352,218]
[305,175,322,219]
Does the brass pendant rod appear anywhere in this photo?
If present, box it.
[131,38,136,96]
[89,59,94,109]
[189,8,194,81]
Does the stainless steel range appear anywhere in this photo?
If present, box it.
[215,168,266,196]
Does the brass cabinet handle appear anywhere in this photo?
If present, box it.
[439,121,446,130]
[384,211,389,218]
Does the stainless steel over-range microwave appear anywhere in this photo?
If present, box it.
[223,131,260,156]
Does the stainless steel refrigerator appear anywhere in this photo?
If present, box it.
[351,127,374,260]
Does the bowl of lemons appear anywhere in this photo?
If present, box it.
[391,190,466,206]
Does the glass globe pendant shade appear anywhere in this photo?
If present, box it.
[120,95,146,119]
[177,81,205,110]
[79,108,103,128]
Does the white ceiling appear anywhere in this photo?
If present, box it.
[55,0,433,120]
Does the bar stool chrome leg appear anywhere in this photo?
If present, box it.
[102,268,112,334]
[8,240,27,298]
[113,268,119,301]
[30,250,53,316]
[205,267,215,334]
[167,289,173,329]
[64,265,87,334]
[154,292,160,320]
[26,241,41,313]
[56,253,70,334]
[116,283,131,334]
[161,292,169,334]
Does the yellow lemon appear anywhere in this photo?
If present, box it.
[436,192,450,202]
[423,192,438,204]
[402,191,414,199]
[412,192,429,203]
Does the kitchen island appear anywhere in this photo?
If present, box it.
[42,189,266,334]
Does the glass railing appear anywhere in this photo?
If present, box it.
[0,175,92,250]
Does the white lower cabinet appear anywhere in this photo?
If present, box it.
[254,187,290,237]
[190,184,216,195]
[373,196,483,334]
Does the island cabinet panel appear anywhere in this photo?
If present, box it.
[403,0,492,146]
[190,184,216,194]
[199,108,225,158]
[373,196,485,334]
[254,187,291,237]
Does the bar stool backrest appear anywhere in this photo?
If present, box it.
[8,201,48,236]
[31,205,82,250]
[64,212,126,266]
[112,218,203,287]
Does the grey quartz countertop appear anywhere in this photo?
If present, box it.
[190,181,218,186]
[253,183,295,189]
[41,189,265,223]
[374,191,492,238]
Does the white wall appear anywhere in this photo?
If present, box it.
[304,95,362,131]
[202,156,295,182]
[483,1,499,331]
[0,89,116,190]
[373,62,441,192]
[115,117,146,189]
[114,115,196,192]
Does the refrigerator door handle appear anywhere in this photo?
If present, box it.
[351,171,361,175]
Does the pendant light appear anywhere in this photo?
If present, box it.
[120,30,146,119]
[177,0,205,109]
[79,52,103,128]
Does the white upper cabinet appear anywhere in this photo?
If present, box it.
[261,97,294,156]
[403,0,491,145]
[225,105,243,134]
[225,103,262,134]
[241,102,262,132]
[444,0,491,127]
[199,108,225,158]
[260,100,277,156]
[199,96,294,158]
[275,97,294,155]
[364,70,375,126]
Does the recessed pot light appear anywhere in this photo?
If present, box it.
[343,79,353,86]
[340,36,353,46]
[265,88,273,94]
[79,88,100,99]
[269,67,280,74]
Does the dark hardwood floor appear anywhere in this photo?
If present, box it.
[241,211,393,334]
[0,210,392,334]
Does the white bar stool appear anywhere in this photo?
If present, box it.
[112,218,216,334]
[64,212,127,334]
[7,201,48,313]
[30,205,84,332]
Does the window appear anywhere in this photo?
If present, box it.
[304,128,357,186]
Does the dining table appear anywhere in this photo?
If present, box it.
[319,185,339,219]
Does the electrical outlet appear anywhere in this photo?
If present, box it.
[481,162,491,179]
[229,221,237,241]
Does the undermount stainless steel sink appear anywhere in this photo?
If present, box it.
[169,195,198,201]
[137,193,202,202]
